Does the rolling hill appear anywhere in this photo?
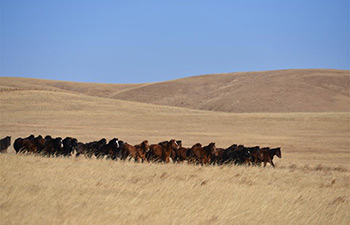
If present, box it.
[1,69,349,112]
[0,69,349,167]
[0,69,349,225]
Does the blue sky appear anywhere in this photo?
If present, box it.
[1,0,349,83]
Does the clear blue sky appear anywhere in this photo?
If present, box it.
[1,0,349,83]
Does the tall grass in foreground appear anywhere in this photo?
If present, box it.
[0,154,349,225]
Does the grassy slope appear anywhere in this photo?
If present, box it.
[0,90,349,167]
[1,69,349,113]
[113,69,350,112]
[0,76,144,98]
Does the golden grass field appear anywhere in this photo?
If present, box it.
[1,154,349,225]
[0,70,349,224]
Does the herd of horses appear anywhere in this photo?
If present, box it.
[0,135,282,167]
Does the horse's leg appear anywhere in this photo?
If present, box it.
[121,150,127,160]
[270,160,275,168]
[257,159,262,166]
[133,153,138,162]
[187,157,192,164]
[263,161,267,167]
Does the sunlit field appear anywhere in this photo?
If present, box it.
[1,154,349,225]
[0,76,349,224]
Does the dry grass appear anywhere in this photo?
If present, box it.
[0,73,349,224]
[0,90,349,167]
[112,69,350,113]
[1,69,349,113]
[0,154,349,225]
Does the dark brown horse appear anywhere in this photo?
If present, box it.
[58,137,78,157]
[259,147,282,167]
[103,138,121,160]
[42,137,62,157]
[210,147,226,165]
[173,147,190,162]
[16,135,41,154]
[249,146,264,166]
[188,142,218,165]
[0,136,11,153]
[14,135,35,153]
[93,138,119,159]
[75,142,88,157]
[120,140,149,162]
[33,135,46,154]
[222,144,252,165]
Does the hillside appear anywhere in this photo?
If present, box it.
[0,89,349,168]
[0,76,144,98]
[112,69,350,112]
[1,69,349,112]
[0,70,349,225]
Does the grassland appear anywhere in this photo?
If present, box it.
[1,154,349,225]
[1,69,349,113]
[0,71,349,224]
[1,90,348,167]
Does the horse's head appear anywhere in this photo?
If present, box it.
[169,139,179,150]
[176,140,182,148]
[109,138,119,148]
[142,140,150,152]
[71,138,78,149]
[99,138,107,145]
[274,147,282,158]
[45,135,52,140]
[209,142,218,157]
[118,140,124,149]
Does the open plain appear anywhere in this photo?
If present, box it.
[0,69,349,224]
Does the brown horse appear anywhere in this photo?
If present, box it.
[16,135,40,154]
[14,135,35,153]
[120,140,149,162]
[34,135,46,154]
[147,139,179,163]
[173,147,190,162]
[259,147,282,167]
[188,142,218,165]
